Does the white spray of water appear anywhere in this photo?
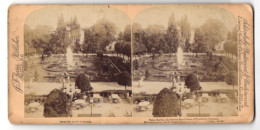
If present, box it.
[66,47,73,68]
[176,46,183,66]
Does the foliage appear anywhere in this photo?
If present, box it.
[132,13,192,54]
[82,18,126,54]
[24,24,52,55]
[73,37,81,53]
[68,16,81,52]
[132,23,143,34]
[82,29,97,53]
[48,26,71,54]
[200,19,228,52]
[91,18,117,51]
[123,24,131,42]
[75,74,92,92]
[179,14,191,43]
[133,59,139,70]
[145,70,150,79]
[225,71,238,89]
[153,88,181,117]
[224,26,237,60]
[115,41,131,60]
[117,71,131,90]
[193,28,206,53]
[97,50,104,60]
[43,89,71,117]
[185,73,201,92]
[29,15,78,55]
[132,15,232,55]
[166,24,179,53]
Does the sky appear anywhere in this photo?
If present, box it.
[133,5,237,31]
[25,5,131,32]
[25,5,237,33]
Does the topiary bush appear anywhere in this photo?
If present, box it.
[43,89,72,117]
[75,73,93,92]
[153,88,181,117]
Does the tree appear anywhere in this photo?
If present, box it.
[92,18,117,51]
[43,89,72,117]
[225,26,238,60]
[122,42,131,61]
[145,70,150,79]
[143,24,165,53]
[82,29,97,54]
[82,19,117,53]
[180,14,191,46]
[225,71,238,90]
[193,28,205,56]
[132,23,147,55]
[24,24,52,55]
[117,71,131,90]
[200,19,228,52]
[47,14,72,54]
[166,12,180,53]
[168,13,176,27]
[133,59,139,70]
[132,23,143,34]
[184,38,191,52]
[75,73,93,92]
[115,41,122,58]
[153,88,181,117]
[167,24,179,53]
[185,73,201,92]
[68,16,81,52]
[123,24,131,42]
[74,39,81,53]
[97,50,104,60]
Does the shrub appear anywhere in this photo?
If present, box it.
[43,89,72,117]
[185,73,200,92]
[117,71,131,90]
[153,88,181,117]
[75,73,92,92]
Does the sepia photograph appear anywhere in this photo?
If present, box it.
[23,5,132,117]
[7,4,254,124]
[132,5,238,117]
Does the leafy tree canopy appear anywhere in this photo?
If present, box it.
[75,73,92,92]
[225,71,238,87]
[117,71,131,90]
[185,73,201,92]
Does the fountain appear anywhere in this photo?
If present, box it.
[66,46,74,69]
[176,46,184,68]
